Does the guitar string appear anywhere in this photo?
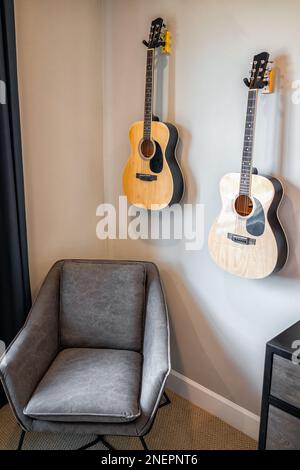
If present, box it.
[245,89,257,225]
[244,88,253,220]
[142,47,154,175]
[236,85,253,235]
[235,87,249,236]
[238,86,257,235]
[236,86,247,235]
[149,48,155,175]
[243,91,252,220]
[142,49,147,175]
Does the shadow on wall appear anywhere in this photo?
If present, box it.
[155,16,197,206]
[161,264,259,412]
[272,55,300,279]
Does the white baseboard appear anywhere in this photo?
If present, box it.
[167,370,260,441]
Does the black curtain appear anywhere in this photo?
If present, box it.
[0,0,31,406]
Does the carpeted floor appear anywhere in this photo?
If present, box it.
[0,390,256,450]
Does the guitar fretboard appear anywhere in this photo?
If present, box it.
[143,49,154,140]
[239,89,258,196]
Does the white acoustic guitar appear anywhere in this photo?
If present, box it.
[208,52,288,279]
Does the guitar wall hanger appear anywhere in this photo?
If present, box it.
[161,31,171,54]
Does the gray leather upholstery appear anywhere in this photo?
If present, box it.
[24,348,142,423]
[0,260,170,437]
[60,262,146,351]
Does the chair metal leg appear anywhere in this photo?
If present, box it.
[101,436,115,451]
[159,391,171,409]
[139,435,149,451]
[77,435,115,451]
[17,429,26,451]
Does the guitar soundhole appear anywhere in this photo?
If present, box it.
[234,195,253,217]
[140,139,155,159]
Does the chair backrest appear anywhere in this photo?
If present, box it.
[59,261,146,351]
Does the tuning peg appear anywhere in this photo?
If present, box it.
[243,78,250,87]
[142,40,149,47]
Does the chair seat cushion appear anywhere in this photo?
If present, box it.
[24,348,142,423]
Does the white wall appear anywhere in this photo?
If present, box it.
[15,0,106,295]
[102,0,300,415]
[14,0,300,418]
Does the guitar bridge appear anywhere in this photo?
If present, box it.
[136,173,157,182]
[227,233,256,245]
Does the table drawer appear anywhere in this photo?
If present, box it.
[271,355,300,407]
[266,405,300,450]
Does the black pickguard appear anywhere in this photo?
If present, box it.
[246,197,265,236]
[150,141,163,173]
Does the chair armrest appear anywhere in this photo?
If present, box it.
[0,262,61,430]
[138,263,171,435]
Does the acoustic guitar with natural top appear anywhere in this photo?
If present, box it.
[123,18,184,210]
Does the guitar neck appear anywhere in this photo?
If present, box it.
[239,89,258,196]
[143,48,154,140]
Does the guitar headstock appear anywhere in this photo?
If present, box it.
[144,18,165,49]
[245,52,271,90]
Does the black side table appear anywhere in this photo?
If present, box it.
[259,320,300,450]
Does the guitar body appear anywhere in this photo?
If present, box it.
[208,173,288,279]
[123,120,184,210]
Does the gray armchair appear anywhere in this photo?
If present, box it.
[0,260,171,450]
